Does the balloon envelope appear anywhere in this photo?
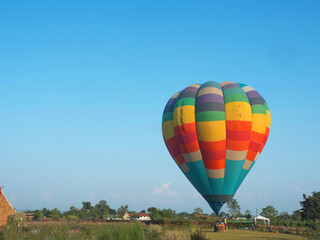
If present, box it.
[162,81,271,215]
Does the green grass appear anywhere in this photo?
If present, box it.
[1,222,144,240]
[0,222,310,240]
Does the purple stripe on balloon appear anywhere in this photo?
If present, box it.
[164,98,178,113]
[167,98,177,106]
[222,83,239,90]
[184,86,199,93]
[246,90,261,99]
[196,94,224,104]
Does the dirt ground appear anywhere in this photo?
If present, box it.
[166,228,307,240]
[204,229,307,240]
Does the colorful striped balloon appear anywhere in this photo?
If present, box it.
[162,81,271,215]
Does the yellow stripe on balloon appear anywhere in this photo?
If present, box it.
[225,102,252,121]
[162,121,175,141]
[221,81,233,86]
[252,113,267,123]
[173,105,195,127]
[196,87,223,97]
[196,121,226,141]
[266,110,271,128]
[251,113,267,134]
[251,122,266,134]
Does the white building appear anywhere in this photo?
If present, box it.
[123,211,151,221]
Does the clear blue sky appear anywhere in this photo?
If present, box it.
[1,0,319,215]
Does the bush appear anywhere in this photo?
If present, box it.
[7,212,27,227]
[143,224,164,240]
[189,223,206,240]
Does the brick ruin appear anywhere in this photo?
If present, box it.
[0,189,16,226]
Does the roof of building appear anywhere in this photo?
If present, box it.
[25,213,35,216]
[128,212,150,217]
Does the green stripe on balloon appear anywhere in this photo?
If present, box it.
[195,111,226,121]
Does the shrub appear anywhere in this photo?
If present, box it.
[143,224,164,240]
[189,223,206,240]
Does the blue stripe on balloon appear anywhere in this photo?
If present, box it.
[208,178,224,195]
[185,161,211,195]
[223,159,245,195]
[233,161,255,193]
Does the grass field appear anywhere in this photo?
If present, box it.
[205,229,307,240]
[167,228,308,240]
[0,221,310,240]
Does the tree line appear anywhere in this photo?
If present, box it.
[29,200,129,220]
[220,191,320,224]
[26,191,320,223]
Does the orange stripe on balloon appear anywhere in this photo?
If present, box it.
[180,141,200,153]
[226,121,252,131]
[259,127,270,153]
[226,139,250,151]
[250,131,265,143]
[198,140,226,152]
[174,122,196,133]
[204,159,225,169]
[246,149,257,161]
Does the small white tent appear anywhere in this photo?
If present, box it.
[254,215,270,226]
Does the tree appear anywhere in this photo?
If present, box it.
[109,208,117,215]
[244,210,251,219]
[147,207,159,220]
[51,208,62,220]
[292,210,302,221]
[117,205,128,217]
[260,205,278,220]
[82,201,92,211]
[42,208,52,218]
[227,199,241,218]
[69,206,79,215]
[132,213,139,219]
[178,212,190,219]
[34,210,42,220]
[193,208,204,215]
[278,211,289,220]
[300,191,320,221]
[63,206,80,219]
[95,200,110,217]
[160,208,176,219]
[218,211,229,219]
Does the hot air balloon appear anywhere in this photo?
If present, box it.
[162,81,271,215]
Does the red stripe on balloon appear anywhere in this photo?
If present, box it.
[174,130,198,145]
[226,130,252,141]
[201,150,226,161]
[180,141,200,153]
[226,139,250,151]
[248,140,261,152]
